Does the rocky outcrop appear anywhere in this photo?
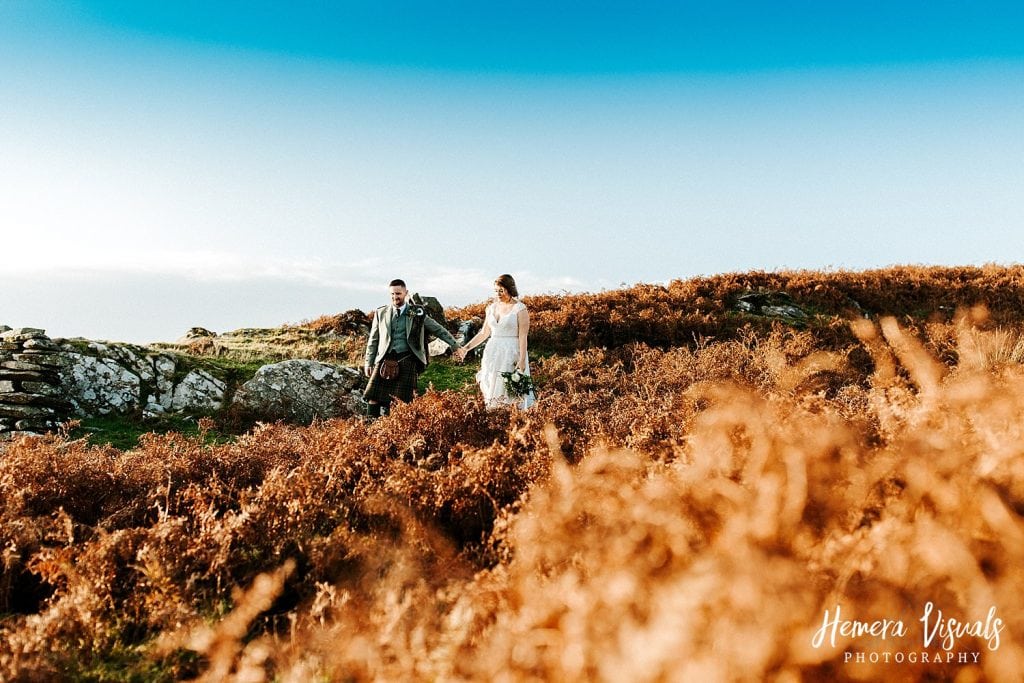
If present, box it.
[184,327,217,339]
[52,341,228,416]
[0,328,73,439]
[455,317,485,358]
[170,370,227,413]
[175,327,218,348]
[0,325,236,439]
[733,291,810,325]
[410,293,446,328]
[57,350,143,416]
[152,356,177,410]
[428,338,453,357]
[304,310,371,337]
[428,316,486,357]
[232,360,365,424]
[1,297,465,439]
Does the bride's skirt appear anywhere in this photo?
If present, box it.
[476,336,535,409]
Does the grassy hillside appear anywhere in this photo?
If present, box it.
[3,265,1024,681]
[449,264,1024,353]
[151,321,367,367]
[156,264,1024,367]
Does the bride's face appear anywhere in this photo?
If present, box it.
[494,284,510,302]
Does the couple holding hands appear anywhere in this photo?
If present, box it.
[362,275,535,418]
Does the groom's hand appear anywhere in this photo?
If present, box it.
[364,364,372,377]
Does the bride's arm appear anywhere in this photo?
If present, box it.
[516,306,530,371]
[457,313,492,361]
[463,322,492,352]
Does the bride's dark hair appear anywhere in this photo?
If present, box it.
[495,274,518,298]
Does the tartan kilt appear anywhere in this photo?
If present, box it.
[363,354,419,404]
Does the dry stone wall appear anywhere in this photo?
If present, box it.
[0,326,229,441]
[53,341,226,416]
[1,322,379,441]
[0,327,73,440]
[232,359,364,423]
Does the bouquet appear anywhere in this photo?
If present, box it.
[500,369,535,398]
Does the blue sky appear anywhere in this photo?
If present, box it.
[2,2,1023,342]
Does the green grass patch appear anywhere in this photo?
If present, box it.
[71,414,234,451]
[59,338,99,354]
[56,642,200,683]
[172,355,268,386]
[419,357,480,394]
[418,353,551,394]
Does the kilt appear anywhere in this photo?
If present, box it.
[363,353,419,404]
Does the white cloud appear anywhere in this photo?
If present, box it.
[1,253,594,344]
[6,247,592,305]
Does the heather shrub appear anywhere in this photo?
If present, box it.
[449,265,1024,354]
[3,301,1024,680]
[257,316,1024,682]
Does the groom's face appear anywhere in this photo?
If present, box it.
[390,285,407,308]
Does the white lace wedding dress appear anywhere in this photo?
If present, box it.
[476,301,535,409]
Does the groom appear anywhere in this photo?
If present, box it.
[363,279,461,418]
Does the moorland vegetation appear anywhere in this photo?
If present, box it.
[3,265,1024,681]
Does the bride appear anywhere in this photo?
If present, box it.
[454,274,535,409]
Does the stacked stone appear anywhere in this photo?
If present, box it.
[0,326,72,439]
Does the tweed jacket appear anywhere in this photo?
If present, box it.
[364,304,459,370]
